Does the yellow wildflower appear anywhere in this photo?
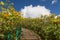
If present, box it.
[0,1,4,5]
[15,12,19,15]
[3,13,9,19]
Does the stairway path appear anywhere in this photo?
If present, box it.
[21,28,41,40]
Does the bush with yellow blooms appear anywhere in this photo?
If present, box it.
[0,1,22,40]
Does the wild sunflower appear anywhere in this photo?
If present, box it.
[3,13,10,19]
[0,1,4,5]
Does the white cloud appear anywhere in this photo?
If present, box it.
[52,0,57,4]
[21,5,51,18]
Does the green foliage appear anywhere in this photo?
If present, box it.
[21,14,60,40]
[0,2,22,40]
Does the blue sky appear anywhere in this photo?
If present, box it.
[0,0,60,15]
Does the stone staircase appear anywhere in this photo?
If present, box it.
[20,28,41,40]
